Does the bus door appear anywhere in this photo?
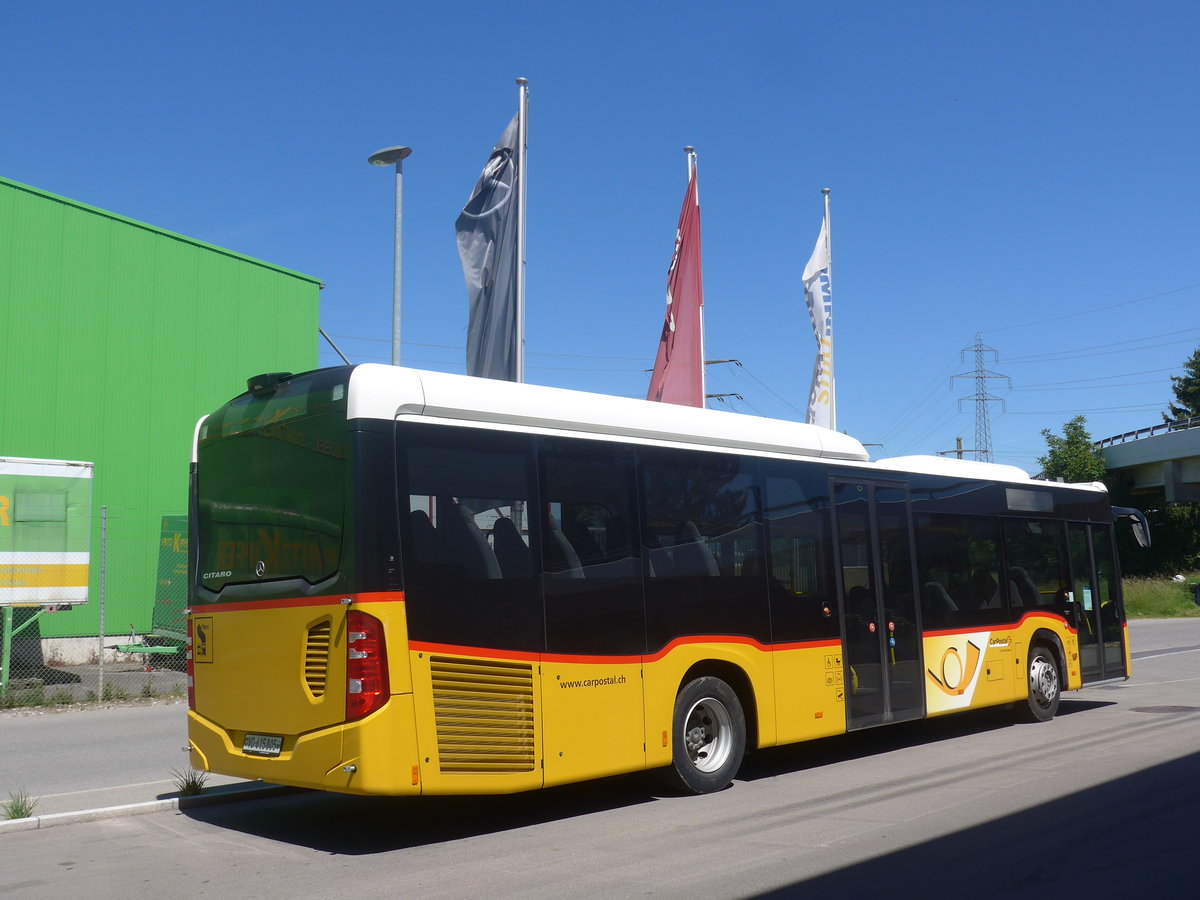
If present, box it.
[832,478,925,729]
[1068,523,1127,683]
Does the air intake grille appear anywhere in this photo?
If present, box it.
[430,656,536,773]
[304,620,332,697]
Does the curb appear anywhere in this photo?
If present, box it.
[0,781,300,834]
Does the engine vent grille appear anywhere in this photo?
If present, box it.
[304,620,332,697]
[430,656,535,773]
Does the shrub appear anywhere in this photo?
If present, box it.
[2,790,38,820]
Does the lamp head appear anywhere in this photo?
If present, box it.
[368,146,412,167]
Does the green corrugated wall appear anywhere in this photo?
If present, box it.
[0,176,321,639]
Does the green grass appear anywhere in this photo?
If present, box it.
[0,679,184,709]
[2,684,86,708]
[2,789,39,820]
[1123,572,1200,618]
[171,768,209,796]
[101,683,131,702]
[0,684,45,710]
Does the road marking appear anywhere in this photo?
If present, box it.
[1132,645,1200,661]
[37,779,178,800]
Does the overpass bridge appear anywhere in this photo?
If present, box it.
[1098,417,1200,503]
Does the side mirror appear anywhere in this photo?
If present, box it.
[1112,507,1151,549]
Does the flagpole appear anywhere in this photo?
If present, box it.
[821,187,834,429]
[685,145,705,407]
[515,77,529,383]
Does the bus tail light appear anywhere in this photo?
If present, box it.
[185,614,195,710]
[346,610,389,721]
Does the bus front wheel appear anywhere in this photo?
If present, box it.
[1021,644,1061,722]
[667,676,746,794]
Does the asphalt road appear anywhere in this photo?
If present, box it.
[0,701,239,815]
[4,619,1199,898]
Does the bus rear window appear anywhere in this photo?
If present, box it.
[196,409,346,594]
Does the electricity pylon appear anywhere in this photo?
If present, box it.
[951,333,1010,463]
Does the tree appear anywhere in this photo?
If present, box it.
[1038,415,1107,483]
[1164,346,1200,423]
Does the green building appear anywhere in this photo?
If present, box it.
[0,176,321,648]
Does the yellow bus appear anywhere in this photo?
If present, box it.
[187,365,1147,795]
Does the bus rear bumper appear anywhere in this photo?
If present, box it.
[188,693,422,796]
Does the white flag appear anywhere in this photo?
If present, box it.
[804,215,834,429]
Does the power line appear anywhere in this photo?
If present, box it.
[724,361,806,417]
[875,356,960,447]
[1012,380,1164,392]
[891,404,961,458]
[982,281,1200,334]
[1004,403,1163,415]
[324,331,650,362]
[1004,327,1200,364]
[1016,366,1180,388]
[705,364,769,416]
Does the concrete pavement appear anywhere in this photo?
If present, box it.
[0,697,285,832]
[1,618,1194,831]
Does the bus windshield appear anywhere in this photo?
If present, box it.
[194,370,349,597]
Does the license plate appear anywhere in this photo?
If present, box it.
[242,734,283,757]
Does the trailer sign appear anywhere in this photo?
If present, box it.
[0,457,93,608]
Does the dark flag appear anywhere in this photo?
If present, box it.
[457,114,520,381]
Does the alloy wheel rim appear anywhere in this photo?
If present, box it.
[683,697,733,772]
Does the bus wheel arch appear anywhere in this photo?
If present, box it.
[665,662,753,794]
[1020,629,1064,723]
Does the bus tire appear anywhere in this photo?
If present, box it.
[1020,644,1061,723]
[667,676,746,794]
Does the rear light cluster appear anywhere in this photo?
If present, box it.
[185,612,195,710]
[346,610,390,721]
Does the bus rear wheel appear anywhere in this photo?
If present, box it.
[1020,644,1061,722]
[667,676,746,794]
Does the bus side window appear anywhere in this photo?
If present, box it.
[641,452,761,581]
[538,436,643,655]
[491,514,531,578]
[398,424,540,651]
[543,514,584,578]
[761,462,837,642]
[639,448,769,648]
[437,499,502,579]
[914,513,1006,628]
[1002,518,1071,618]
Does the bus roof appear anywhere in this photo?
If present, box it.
[875,454,1035,483]
[874,454,1107,493]
[346,364,870,462]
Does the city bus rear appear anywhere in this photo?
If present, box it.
[186,368,419,795]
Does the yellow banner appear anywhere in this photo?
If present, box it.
[0,563,90,589]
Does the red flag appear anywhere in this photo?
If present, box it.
[647,165,704,407]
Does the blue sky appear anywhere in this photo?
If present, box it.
[4,1,1197,473]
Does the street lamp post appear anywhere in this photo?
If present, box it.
[368,145,412,366]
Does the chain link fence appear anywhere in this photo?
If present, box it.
[1,504,188,708]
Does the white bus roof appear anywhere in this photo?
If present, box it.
[347,364,870,462]
[874,454,1106,494]
[341,366,1106,493]
[875,454,1035,483]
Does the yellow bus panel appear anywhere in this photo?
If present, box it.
[540,657,645,788]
